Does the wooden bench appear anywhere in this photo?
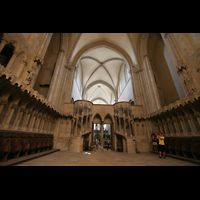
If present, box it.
[165,136,200,160]
[0,129,54,162]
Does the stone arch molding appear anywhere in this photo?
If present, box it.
[70,39,138,70]
[92,113,103,123]
[91,112,114,124]
[103,113,114,123]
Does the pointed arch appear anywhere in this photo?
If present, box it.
[103,113,114,123]
[92,113,102,123]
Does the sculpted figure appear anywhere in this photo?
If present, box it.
[176,60,197,95]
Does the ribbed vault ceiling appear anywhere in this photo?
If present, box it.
[79,47,126,104]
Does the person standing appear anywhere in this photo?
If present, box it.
[158,132,166,158]
[96,139,98,150]
[107,139,110,150]
[152,134,158,152]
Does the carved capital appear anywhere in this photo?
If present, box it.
[20,107,27,112]
[23,60,27,66]
[11,104,18,109]
[164,33,169,38]
[64,65,72,71]
[0,38,9,45]
[60,49,65,53]
[33,56,44,65]
[0,99,8,105]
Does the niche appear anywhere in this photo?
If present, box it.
[0,42,15,67]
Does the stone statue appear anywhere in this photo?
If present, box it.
[176,60,197,95]
[26,68,35,85]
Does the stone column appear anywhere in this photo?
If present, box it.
[177,115,188,136]
[144,54,162,111]
[68,64,77,102]
[157,119,165,134]
[39,114,47,132]
[2,103,18,129]
[52,50,66,106]
[129,65,142,105]
[20,109,32,131]
[34,113,42,132]
[47,49,65,104]
[71,118,75,137]
[166,118,175,136]
[15,59,27,78]
[123,117,126,135]
[185,112,198,135]
[161,118,169,136]
[62,62,77,103]
[0,99,8,114]
[81,115,84,134]
[119,117,122,133]
[74,117,78,137]
[27,111,38,131]
[131,120,134,137]
[58,65,69,109]
[113,116,116,132]
[128,118,131,137]
[9,51,26,75]
[101,122,104,149]
[85,115,88,132]
[13,107,26,130]
[114,133,117,151]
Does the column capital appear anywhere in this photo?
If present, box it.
[0,99,8,105]
[0,38,9,45]
[33,56,44,65]
[11,103,18,109]
[130,67,143,74]
[64,65,72,71]
[23,60,27,65]
[65,62,77,71]
[164,33,169,38]
[60,49,65,53]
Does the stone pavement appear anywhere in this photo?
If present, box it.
[14,149,199,166]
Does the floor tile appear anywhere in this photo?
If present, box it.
[14,149,199,166]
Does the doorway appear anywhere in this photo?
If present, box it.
[103,124,111,150]
[94,123,101,141]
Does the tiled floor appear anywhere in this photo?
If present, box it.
[14,149,199,166]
